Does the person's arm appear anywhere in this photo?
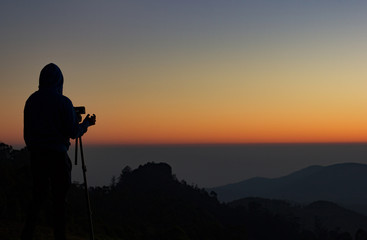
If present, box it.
[63,98,95,139]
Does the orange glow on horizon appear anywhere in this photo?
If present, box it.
[5,96,367,147]
[79,113,367,146]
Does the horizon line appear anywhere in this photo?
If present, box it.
[3,141,367,150]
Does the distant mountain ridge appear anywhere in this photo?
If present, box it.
[210,163,367,214]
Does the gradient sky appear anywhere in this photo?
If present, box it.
[2,1,367,146]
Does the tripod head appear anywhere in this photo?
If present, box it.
[74,106,85,123]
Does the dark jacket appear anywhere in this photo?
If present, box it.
[24,63,88,152]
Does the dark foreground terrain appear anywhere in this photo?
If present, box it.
[1,142,367,240]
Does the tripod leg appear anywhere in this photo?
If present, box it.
[75,137,78,165]
[79,137,95,240]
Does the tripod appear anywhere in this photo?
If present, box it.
[75,136,95,240]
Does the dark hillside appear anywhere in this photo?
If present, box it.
[86,162,236,240]
[1,143,366,240]
[231,198,367,235]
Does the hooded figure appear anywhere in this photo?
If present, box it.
[38,62,64,94]
[24,63,89,152]
[22,63,95,240]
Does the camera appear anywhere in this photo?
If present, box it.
[74,106,96,125]
[74,106,86,115]
[74,106,86,123]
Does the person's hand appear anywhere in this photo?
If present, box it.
[84,114,96,126]
[77,114,82,123]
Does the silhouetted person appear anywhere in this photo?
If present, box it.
[22,63,96,240]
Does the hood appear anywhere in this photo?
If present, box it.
[39,63,64,94]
